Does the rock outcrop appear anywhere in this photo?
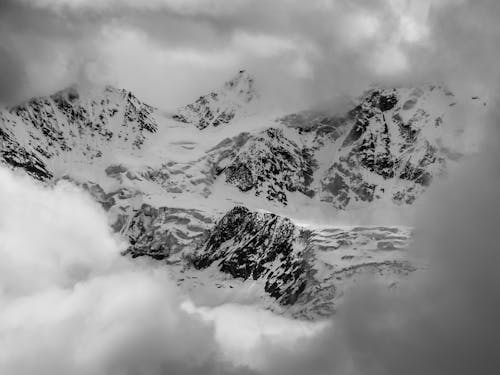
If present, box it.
[189,206,310,305]
[172,70,257,129]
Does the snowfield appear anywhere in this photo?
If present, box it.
[0,70,488,319]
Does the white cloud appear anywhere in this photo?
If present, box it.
[183,301,327,370]
[231,32,297,58]
[95,26,239,108]
[372,44,409,76]
[23,0,247,15]
[341,12,381,46]
[0,168,223,374]
[0,167,326,375]
[1,0,450,109]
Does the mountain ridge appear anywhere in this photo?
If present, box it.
[0,71,487,319]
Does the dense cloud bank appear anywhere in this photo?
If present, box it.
[0,168,261,375]
[273,125,500,375]
[0,167,328,375]
[1,0,498,109]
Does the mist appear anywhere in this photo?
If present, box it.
[277,127,500,375]
[2,0,492,110]
[2,1,500,374]
[0,167,334,375]
[0,168,226,375]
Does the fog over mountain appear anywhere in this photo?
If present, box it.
[1,0,499,374]
[1,0,497,109]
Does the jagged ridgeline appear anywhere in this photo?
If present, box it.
[0,72,477,209]
[0,71,486,318]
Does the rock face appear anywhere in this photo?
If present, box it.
[189,206,310,305]
[167,205,415,319]
[7,84,158,164]
[296,85,457,208]
[172,70,258,129]
[0,72,486,319]
[0,112,52,180]
[123,204,213,260]
[213,128,317,204]
[1,75,473,214]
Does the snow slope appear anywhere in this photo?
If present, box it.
[0,71,487,319]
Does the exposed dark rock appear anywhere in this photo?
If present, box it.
[224,162,255,191]
[173,71,257,130]
[124,204,213,260]
[189,206,309,305]
[323,173,350,207]
[105,164,128,177]
[379,93,398,111]
[0,125,53,180]
[216,128,318,205]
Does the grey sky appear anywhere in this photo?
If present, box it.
[1,0,480,110]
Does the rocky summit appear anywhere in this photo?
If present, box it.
[172,70,258,129]
[0,71,487,319]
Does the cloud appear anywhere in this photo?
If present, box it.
[23,0,248,16]
[261,3,500,373]
[0,44,27,106]
[335,122,500,375]
[0,168,262,375]
[183,301,327,370]
[0,166,333,375]
[250,103,500,375]
[0,0,471,109]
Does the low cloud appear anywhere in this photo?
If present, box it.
[261,101,500,375]
[2,0,489,109]
[0,166,331,375]
[0,168,258,375]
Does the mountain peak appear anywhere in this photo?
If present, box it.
[222,69,257,103]
[172,70,259,129]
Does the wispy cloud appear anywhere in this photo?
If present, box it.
[1,0,480,109]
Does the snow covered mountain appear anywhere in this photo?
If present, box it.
[0,83,159,180]
[0,71,487,319]
[172,70,258,129]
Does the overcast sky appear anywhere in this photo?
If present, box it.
[2,0,497,111]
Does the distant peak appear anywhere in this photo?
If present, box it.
[224,69,253,86]
[172,70,259,129]
[222,70,257,103]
